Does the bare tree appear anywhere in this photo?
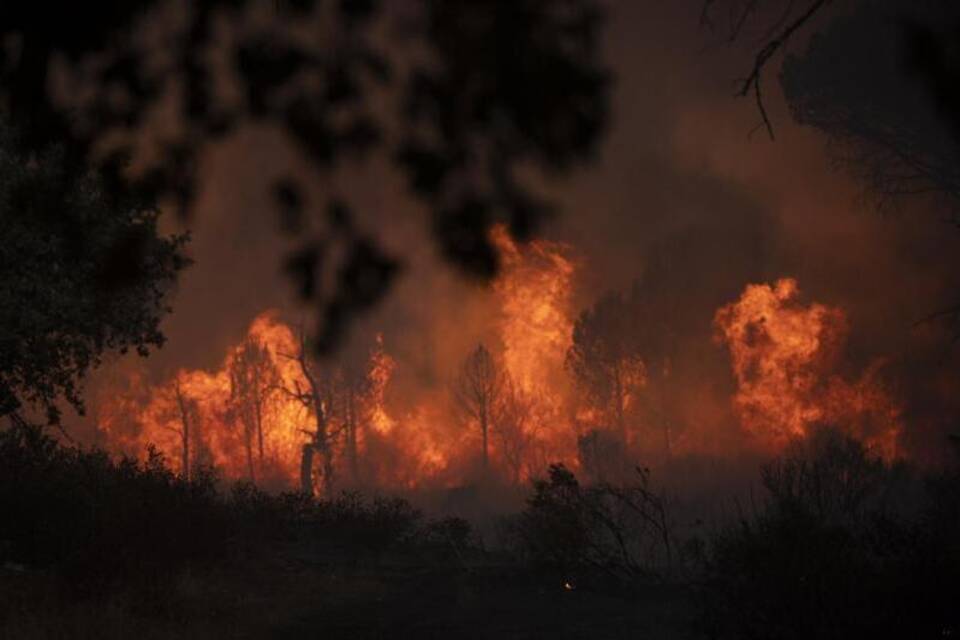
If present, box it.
[227,337,281,483]
[279,327,340,497]
[160,376,198,481]
[335,357,377,486]
[492,378,537,484]
[453,344,504,471]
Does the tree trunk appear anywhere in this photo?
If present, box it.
[480,407,489,470]
[612,365,626,444]
[347,387,359,483]
[181,428,190,482]
[255,400,265,465]
[300,443,315,495]
[175,383,191,482]
[245,428,256,483]
[321,447,335,498]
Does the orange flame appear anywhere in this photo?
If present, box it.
[102,313,312,486]
[491,225,579,474]
[715,278,901,458]
[97,227,583,488]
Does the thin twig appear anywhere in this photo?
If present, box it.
[734,0,831,139]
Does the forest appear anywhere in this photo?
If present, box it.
[1,1,959,638]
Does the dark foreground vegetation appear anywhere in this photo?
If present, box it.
[1,424,957,639]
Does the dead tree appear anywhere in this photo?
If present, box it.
[161,376,197,481]
[453,343,504,471]
[280,327,340,497]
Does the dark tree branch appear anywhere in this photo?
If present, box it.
[710,0,832,139]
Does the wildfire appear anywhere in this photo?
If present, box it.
[490,225,580,474]
[715,278,901,458]
[96,226,583,490]
[492,225,576,396]
[95,254,904,492]
[99,313,311,486]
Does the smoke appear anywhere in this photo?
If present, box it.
[81,1,960,481]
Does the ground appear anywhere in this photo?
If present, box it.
[0,544,694,639]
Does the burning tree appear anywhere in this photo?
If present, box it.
[279,327,340,497]
[156,375,201,481]
[453,344,505,472]
[336,359,376,486]
[226,336,281,483]
[280,330,389,494]
[566,292,646,443]
[492,378,539,484]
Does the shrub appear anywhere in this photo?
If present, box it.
[697,427,958,640]
[0,423,229,594]
[510,463,675,588]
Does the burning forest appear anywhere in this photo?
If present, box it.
[3,2,960,639]
[92,230,909,496]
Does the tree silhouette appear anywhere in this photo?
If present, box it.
[701,0,836,138]
[160,376,199,481]
[0,0,610,352]
[278,326,339,496]
[335,358,375,486]
[491,377,537,484]
[227,336,281,482]
[0,122,188,427]
[566,292,645,442]
[453,343,504,471]
[780,2,960,208]
[773,2,960,328]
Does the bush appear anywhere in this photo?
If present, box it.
[509,463,675,589]
[0,423,229,594]
[697,427,959,640]
[0,423,447,593]
[318,492,423,559]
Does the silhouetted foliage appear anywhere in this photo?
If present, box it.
[453,343,505,471]
[509,463,675,590]
[491,377,539,484]
[697,427,958,640]
[0,421,471,600]
[0,423,226,594]
[781,1,960,209]
[576,428,631,484]
[227,336,281,482]
[707,1,960,207]
[701,0,835,138]
[567,281,688,455]
[0,0,610,351]
[0,125,188,425]
[567,292,645,438]
[421,515,478,565]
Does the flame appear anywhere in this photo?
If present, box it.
[100,313,312,486]
[368,334,397,436]
[715,278,901,458]
[96,248,904,488]
[492,225,576,396]
[96,226,583,489]
[491,225,580,474]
